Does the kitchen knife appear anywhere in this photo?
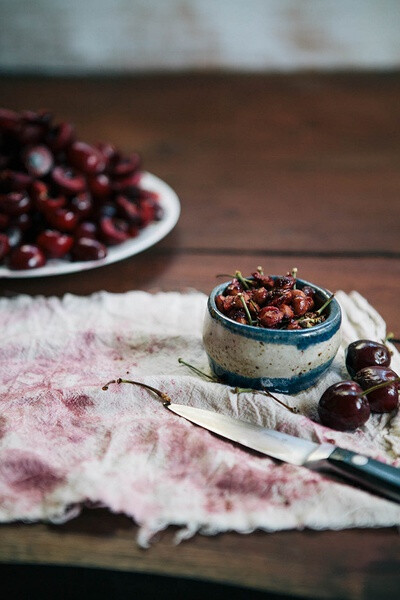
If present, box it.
[165,403,400,503]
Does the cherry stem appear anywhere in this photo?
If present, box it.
[216,272,253,287]
[238,293,254,325]
[360,376,400,397]
[234,387,299,414]
[102,378,172,405]
[178,358,218,381]
[291,267,298,289]
[386,332,400,344]
[257,265,264,275]
[235,270,251,290]
[315,293,335,316]
[178,359,298,414]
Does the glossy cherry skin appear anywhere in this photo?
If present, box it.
[46,121,75,151]
[45,207,79,232]
[115,195,140,223]
[71,237,107,261]
[67,141,106,175]
[346,340,391,377]
[37,229,74,259]
[74,221,97,240]
[9,244,46,270]
[99,216,130,245]
[70,192,93,218]
[353,366,399,413]
[318,381,370,431]
[52,166,86,195]
[87,173,112,198]
[0,192,32,216]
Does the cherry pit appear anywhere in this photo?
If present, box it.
[0,108,162,269]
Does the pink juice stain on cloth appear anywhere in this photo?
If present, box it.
[0,449,64,494]
[0,291,399,546]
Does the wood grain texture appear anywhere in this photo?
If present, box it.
[1,253,399,332]
[0,511,399,599]
[0,74,400,599]
[0,74,400,253]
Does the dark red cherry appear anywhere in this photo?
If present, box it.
[138,198,156,227]
[111,152,141,178]
[71,237,107,261]
[115,195,140,223]
[9,244,46,270]
[99,216,130,245]
[0,170,33,193]
[45,207,78,232]
[17,124,44,146]
[23,145,53,177]
[37,229,74,258]
[112,173,142,194]
[36,195,66,213]
[0,192,32,216]
[74,221,97,240]
[52,166,86,195]
[346,340,391,377]
[11,213,32,232]
[96,142,118,163]
[67,141,106,174]
[0,233,10,260]
[318,381,370,431]
[70,192,93,218]
[87,173,112,198]
[46,121,75,151]
[30,180,49,205]
[21,109,52,128]
[353,366,399,413]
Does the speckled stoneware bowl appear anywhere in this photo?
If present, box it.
[202,278,342,394]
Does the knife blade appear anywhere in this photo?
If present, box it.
[165,403,400,503]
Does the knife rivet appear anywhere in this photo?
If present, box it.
[351,454,368,466]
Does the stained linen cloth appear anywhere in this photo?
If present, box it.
[0,290,399,546]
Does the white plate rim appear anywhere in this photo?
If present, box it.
[0,172,180,279]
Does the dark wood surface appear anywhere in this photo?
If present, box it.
[0,74,399,599]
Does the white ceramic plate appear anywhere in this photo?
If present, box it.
[0,172,180,278]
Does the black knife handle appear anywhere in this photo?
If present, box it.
[326,447,400,503]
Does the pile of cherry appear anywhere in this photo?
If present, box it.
[0,108,162,269]
[215,269,328,330]
[318,340,400,431]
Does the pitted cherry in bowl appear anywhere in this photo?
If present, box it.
[202,277,341,394]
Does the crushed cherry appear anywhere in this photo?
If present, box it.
[215,268,332,330]
[0,107,162,269]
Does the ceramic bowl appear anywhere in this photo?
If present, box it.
[202,278,342,394]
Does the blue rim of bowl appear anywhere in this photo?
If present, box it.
[207,277,342,344]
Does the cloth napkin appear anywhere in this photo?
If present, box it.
[0,289,399,546]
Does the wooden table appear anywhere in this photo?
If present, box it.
[0,74,399,599]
